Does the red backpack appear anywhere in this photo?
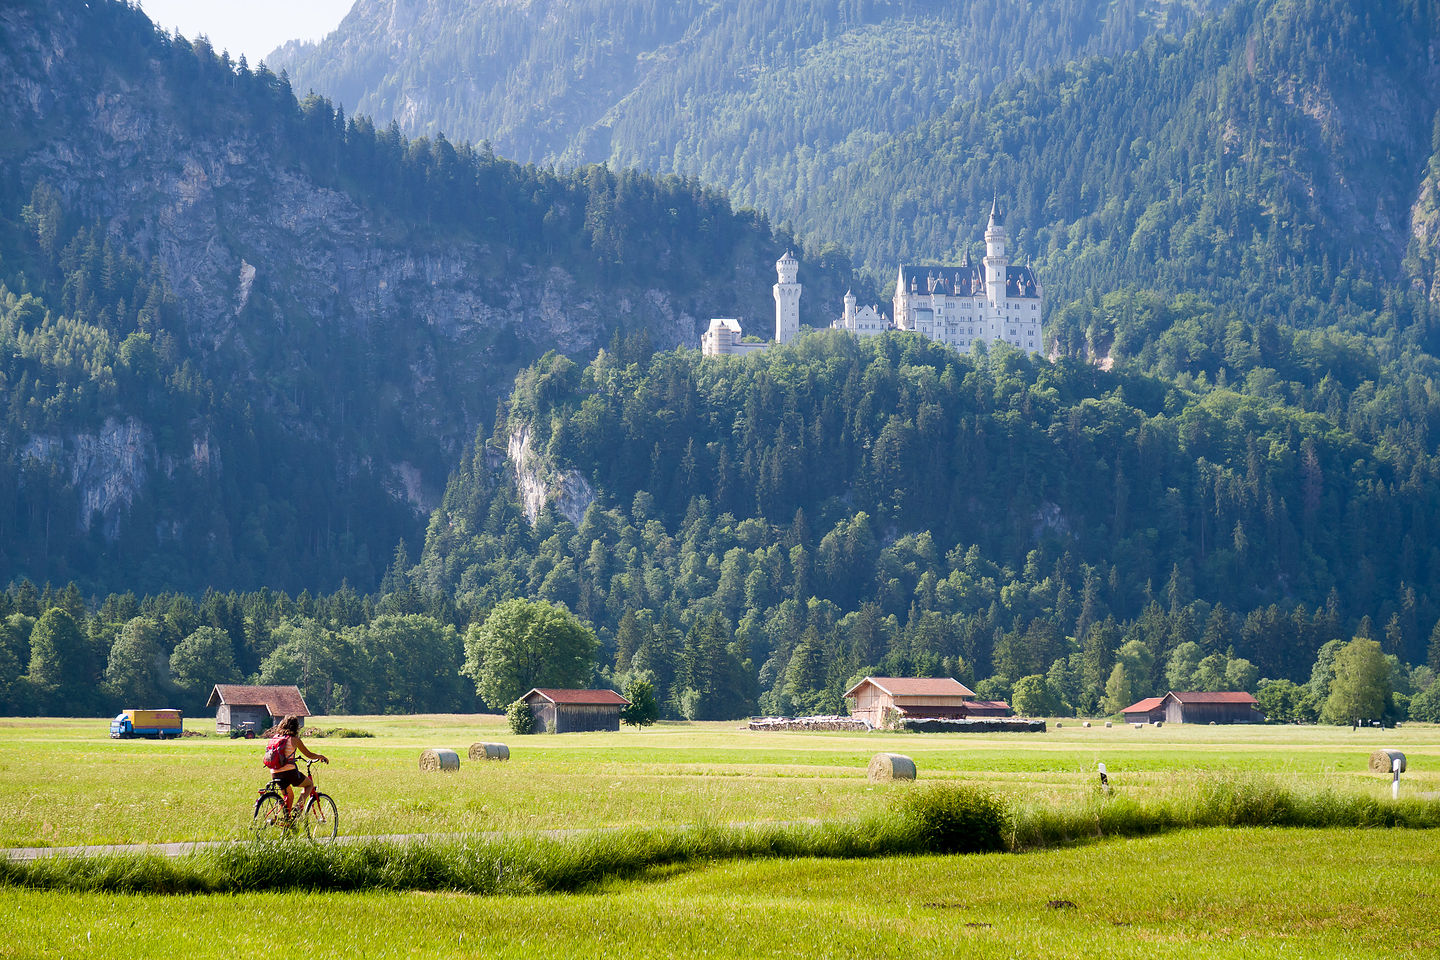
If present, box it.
[262,735,290,771]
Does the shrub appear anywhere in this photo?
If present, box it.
[892,784,1006,855]
[507,699,535,734]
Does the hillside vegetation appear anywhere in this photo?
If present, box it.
[0,0,857,594]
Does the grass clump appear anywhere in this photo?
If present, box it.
[892,784,1006,854]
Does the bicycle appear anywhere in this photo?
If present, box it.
[252,757,339,841]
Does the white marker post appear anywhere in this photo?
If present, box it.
[1098,761,1109,796]
[1393,756,1402,800]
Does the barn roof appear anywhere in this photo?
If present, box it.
[524,688,630,706]
[965,699,1011,711]
[206,684,311,716]
[843,676,976,699]
[1122,696,1166,713]
[1165,691,1259,705]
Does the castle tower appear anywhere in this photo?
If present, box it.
[983,196,1008,308]
[842,289,857,327]
[773,251,802,344]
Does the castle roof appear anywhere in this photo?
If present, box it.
[896,263,1041,299]
[988,195,1005,227]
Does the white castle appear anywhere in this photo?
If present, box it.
[702,201,1042,356]
[701,251,802,356]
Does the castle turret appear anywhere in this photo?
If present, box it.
[773,251,802,344]
[843,289,857,326]
[984,196,1008,308]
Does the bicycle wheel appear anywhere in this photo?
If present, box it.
[302,793,338,840]
[252,792,290,839]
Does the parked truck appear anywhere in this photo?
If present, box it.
[110,708,183,739]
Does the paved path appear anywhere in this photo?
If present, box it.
[4,821,820,862]
[4,833,480,862]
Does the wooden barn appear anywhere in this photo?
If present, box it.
[522,688,630,733]
[207,684,310,734]
[1121,696,1167,724]
[1161,691,1260,724]
[843,677,977,728]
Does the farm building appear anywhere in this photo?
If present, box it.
[843,677,979,727]
[206,684,310,734]
[963,699,1013,718]
[1121,696,1167,724]
[522,688,630,733]
[1160,691,1261,723]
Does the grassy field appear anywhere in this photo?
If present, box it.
[3,827,1438,958]
[3,716,1439,958]
[1,714,1437,848]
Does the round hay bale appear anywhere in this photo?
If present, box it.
[1370,749,1406,774]
[1083,721,1091,728]
[1055,722,1063,728]
[419,748,460,772]
[1104,720,1112,728]
[867,752,916,782]
[468,741,510,761]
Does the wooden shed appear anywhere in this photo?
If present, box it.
[1121,696,1167,724]
[843,677,977,728]
[206,684,310,734]
[962,699,1013,718]
[522,688,629,733]
[1161,691,1260,724]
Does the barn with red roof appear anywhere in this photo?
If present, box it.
[842,676,1007,728]
[521,688,630,733]
[1121,696,1167,724]
[206,684,310,734]
[1160,691,1260,724]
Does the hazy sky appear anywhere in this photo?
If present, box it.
[136,0,355,63]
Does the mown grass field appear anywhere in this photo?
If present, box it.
[3,716,1439,958]
[3,828,1438,958]
[2,714,1438,847]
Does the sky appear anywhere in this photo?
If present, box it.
[136,0,356,64]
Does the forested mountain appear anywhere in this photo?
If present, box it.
[0,0,855,594]
[271,0,1232,257]
[271,0,1440,374]
[410,332,1440,719]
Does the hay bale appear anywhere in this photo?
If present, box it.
[1104,720,1112,728]
[468,741,510,761]
[868,752,916,782]
[1370,749,1406,774]
[1082,721,1091,728]
[419,748,460,772]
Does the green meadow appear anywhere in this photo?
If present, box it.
[2,714,1438,848]
[4,717,1439,959]
[4,829,1439,959]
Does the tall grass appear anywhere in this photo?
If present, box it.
[4,774,1437,896]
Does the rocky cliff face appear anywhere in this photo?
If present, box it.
[507,422,595,526]
[0,1,783,590]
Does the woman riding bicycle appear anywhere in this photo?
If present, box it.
[267,715,328,814]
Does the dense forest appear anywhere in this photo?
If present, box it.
[0,0,858,594]
[6,334,1440,724]
[271,0,1234,243]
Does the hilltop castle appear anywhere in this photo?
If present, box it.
[702,201,1042,356]
[701,251,802,356]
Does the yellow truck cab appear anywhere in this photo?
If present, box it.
[110,708,183,739]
